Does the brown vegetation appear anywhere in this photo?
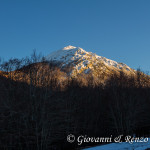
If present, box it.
[0,53,150,150]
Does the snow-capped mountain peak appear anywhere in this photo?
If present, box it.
[62,45,77,50]
[45,46,134,76]
[46,45,87,63]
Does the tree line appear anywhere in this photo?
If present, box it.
[0,52,150,150]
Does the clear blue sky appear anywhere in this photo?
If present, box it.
[0,0,150,72]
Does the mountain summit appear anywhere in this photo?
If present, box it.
[45,46,134,76]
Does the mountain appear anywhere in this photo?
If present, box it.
[0,45,136,86]
[45,45,135,76]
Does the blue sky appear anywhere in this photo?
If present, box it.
[0,0,150,72]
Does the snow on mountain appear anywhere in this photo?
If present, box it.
[45,45,134,76]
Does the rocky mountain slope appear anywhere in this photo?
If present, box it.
[45,45,135,76]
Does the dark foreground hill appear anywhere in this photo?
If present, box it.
[0,61,150,150]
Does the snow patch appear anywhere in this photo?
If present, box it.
[83,140,150,150]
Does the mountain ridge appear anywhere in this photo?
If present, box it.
[45,45,135,76]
